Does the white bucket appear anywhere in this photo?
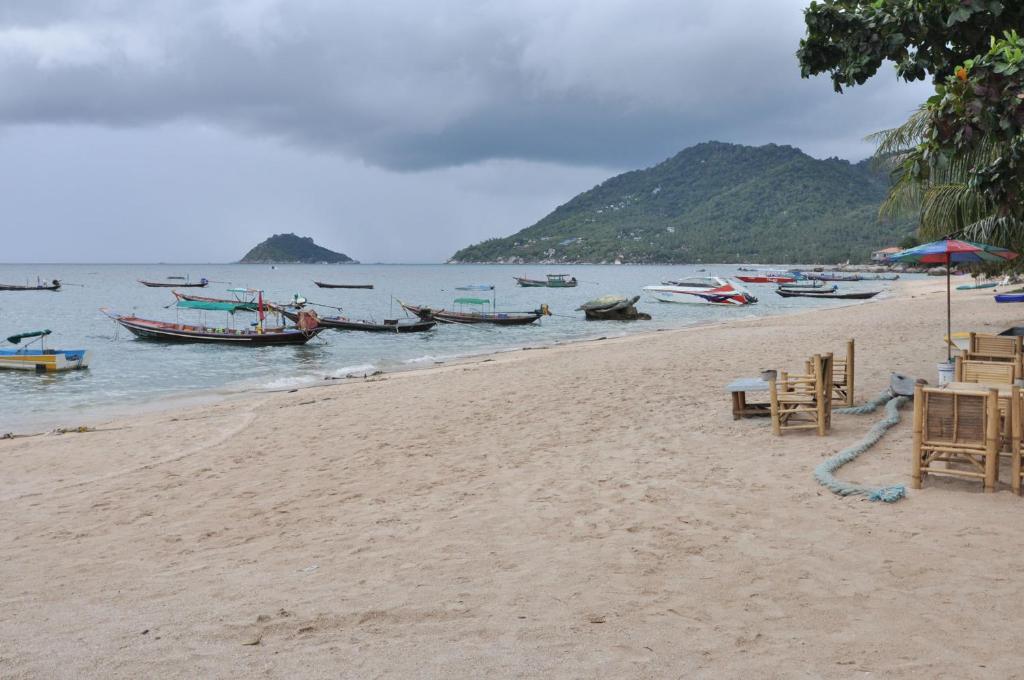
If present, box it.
[937,362,955,385]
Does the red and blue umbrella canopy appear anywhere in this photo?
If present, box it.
[890,238,1018,360]
[890,239,1018,264]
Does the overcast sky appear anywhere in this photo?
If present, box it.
[1,0,931,263]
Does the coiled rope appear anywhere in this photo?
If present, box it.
[814,389,909,502]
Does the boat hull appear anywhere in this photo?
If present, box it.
[643,286,754,305]
[776,290,880,300]
[0,349,90,372]
[995,293,1024,303]
[736,275,796,284]
[112,316,323,344]
[514,277,577,288]
[139,280,208,288]
[280,309,435,333]
[0,284,60,291]
[313,282,374,289]
[401,303,542,325]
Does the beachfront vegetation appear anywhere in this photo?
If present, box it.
[451,142,913,264]
[239,233,356,264]
[799,1,1024,252]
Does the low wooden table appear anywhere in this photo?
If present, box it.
[726,378,772,420]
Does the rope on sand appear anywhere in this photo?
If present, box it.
[814,390,909,503]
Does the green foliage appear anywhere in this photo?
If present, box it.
[451,142,914,264]
[239,233,355,264]
[797,0,1022,91]
[799,1,1024,231]
[898,234,920,250]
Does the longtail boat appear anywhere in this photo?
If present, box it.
[278,307,435,333]
[775,289,880,300]
[140,277,208,288]
[102,291,323,345]
[514,274,578,288]
[399,298,549,326]
[1,330,90,372]
[173,288,260,311]
[0,279,61,292]
[313,281,374,289]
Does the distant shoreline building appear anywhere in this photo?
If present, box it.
[871,246,902,263]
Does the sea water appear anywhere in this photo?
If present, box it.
[0,263,899,430]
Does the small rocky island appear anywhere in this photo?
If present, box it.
[239,233,356,264]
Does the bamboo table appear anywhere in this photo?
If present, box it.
[726,378,772,419]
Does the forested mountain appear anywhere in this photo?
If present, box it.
[239,234,355,264]
[451,142,913,264]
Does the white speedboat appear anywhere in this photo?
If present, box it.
[643,277,757,305]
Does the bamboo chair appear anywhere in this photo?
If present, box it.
[965,332,1023,379]
[1011,387,1024,495]
[804,340,854,407]
[954,357,1016,385]
[912,384,1000,492]
[769,353,833,436]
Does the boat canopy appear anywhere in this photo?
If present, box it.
[453,297,491,305]
[6,329,51,344]
[227,287,261,294]
[176,300,249,312]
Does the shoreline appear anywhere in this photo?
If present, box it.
[6,277,1024,678]
[4,287,898,436]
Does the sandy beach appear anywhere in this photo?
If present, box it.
[3,278,1023,678]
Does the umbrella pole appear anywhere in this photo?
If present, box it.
[947,259,952,362]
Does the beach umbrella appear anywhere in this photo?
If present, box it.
[889,239,1018,360]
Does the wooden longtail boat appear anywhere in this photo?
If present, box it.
[102,291,323,345]
[399,299,549,326]
[313,281,374,289]
[514,274,578,288]
[278,308,435,333]
[172,289,260,311]
[104,312,323,344]
[140,278,208,288]
[1,330,90,372]
[0,279,61,291]
[775,289,880,300]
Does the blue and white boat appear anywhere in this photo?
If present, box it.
[0,330,91,372]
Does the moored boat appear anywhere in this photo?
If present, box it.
[956,282,998,290]
[313,281,374,289]
[104,311,324,344]
[0,279,61,292]
[643,277,756,305]
[775,289,880,300]
[1,330,90,372]
[778,282,838,293]
[736,270,798,284]
[399,299,550,325]
[278,307,435,333]
[514,274,578,288]
[140,277,208,288]
[173,288,261,311]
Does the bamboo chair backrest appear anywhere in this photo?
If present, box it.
[918,386,995,450]
[956,357,1016,385]
[818,353,834,407]
[969,332,1021,359]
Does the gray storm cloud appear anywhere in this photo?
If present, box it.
[0,0,929,170]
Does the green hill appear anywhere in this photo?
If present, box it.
[239,233,356,264]
[450,142,913,264]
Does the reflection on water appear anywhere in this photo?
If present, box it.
[0,263,899,429]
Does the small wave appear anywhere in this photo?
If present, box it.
[328,363,377,377]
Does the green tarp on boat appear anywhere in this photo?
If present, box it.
[176,300,249,312]
[6,329,51,344]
